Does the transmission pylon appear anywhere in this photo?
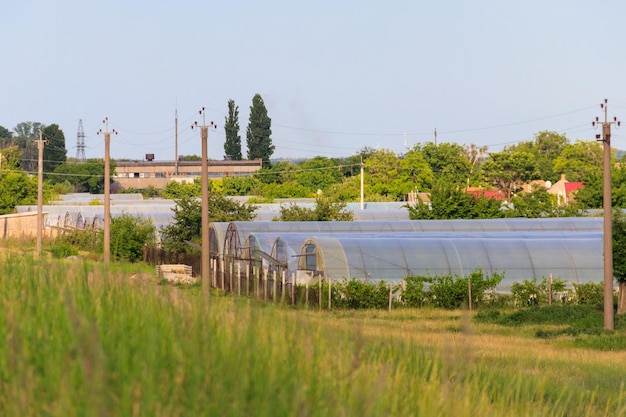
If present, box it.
[76,119,86,161]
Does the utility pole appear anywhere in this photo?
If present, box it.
[360,153,364,210]
[193,108,216,297]
[434,128,437,146]
[593,99,620,331]
[98,118,116,267]
[175,109,179,175]
[36,129,46,257]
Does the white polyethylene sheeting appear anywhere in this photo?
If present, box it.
[298,236,602,291]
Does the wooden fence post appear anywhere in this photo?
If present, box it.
[273,270,277,303]
[281,270,286,305]
[237,261,241,296]
[328,276,332,310]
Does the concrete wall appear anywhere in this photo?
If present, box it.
[0,212,53,239]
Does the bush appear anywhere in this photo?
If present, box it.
[301,279,394,310]
[333,280,390,309]
[403,269,504,309]
[109,212,156,262]
[54,228,101,253]
[402,276,427,307]
[48,242,79,258]
[571,282,604,306]
[510,277,568,307]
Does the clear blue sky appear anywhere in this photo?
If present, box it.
[2,0,626,161]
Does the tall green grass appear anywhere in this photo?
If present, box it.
[0,254,624,416]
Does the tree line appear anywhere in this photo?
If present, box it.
[3,106,625,218]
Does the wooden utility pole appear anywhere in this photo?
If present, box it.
[36,129,45,257]
[175,109,179,175]
[193,108,216,297]
[98,118,116,266]
[360,153,364,210]
[593,99,620,331]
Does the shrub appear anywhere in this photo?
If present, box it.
[48,242,79,258]
[109,212,156,262]
[403,269,504,309]
[510,277,568,307]
[54,228,101,253]
[572,282,604,306]
[402,275,428,308]
[308,279,393,310]
[334,280,390,309]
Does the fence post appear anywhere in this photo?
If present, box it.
[222,258,227,291]
[273,270,277,303]
[388,283,393,312]
[251,265,259,299]
[328,276,332,310]
[227,260,231,292]
[246,265,250,297]
[548,273,553,306]
[211,258,219,288]
[291,272,296,306]
[281,270,286,305]
[263,268,268,302]
[318,273,322,312]
[467,277,473,312]
[237,261,241,296]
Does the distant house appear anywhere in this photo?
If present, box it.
[407,191,431,204]
[521,180,548,193]
[546,174,584,206]
[466,187,506,201]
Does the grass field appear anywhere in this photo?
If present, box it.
[1,252,625,416]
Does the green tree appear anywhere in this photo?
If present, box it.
[511,131,569,183]
[0,125,12,139]
[553,140,604,182]
[0,171,38,214]
[108,212,156,262]
[254,161,296,185]
[573,158,626,210]
[462,143,488,173]
[406,183,505,220]
[180,154,201,161]
[510,186,560,218]
[0,145,23,170]
[294,156,343,194]
[222,176,261,196]
[12,121,44,172]
[13,121,44,139]
[42,124,67,174]
[531,131,568,182]
[161,179,202,199]
[482,149,537,200]
[51,159,112,193]
[257,181,310,200]
[613,210,626,314]
[365,148,433,201]
[160,194,257,252]
[276,195,354,221]
[224,99,242,160]
[246,94,274,167]
[418,142,473,186]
